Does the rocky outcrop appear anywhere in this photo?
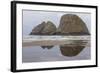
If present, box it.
[30,21,56,35]
[59,14,90,56]
[30,22,46,35]
[57,14,90,35]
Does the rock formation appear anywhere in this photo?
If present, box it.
[58,14,90,56]
[30,21,56,35]
[57,14,90,35]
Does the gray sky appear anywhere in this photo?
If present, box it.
[23,10,91,36]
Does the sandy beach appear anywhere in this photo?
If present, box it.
[22,35,90,47]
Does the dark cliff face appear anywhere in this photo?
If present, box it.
[58,14,90,56]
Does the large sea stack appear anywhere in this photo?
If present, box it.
[30,21,56,49]
[57,14,90,35]
[58,14,90,57]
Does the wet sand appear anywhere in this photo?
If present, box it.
[22,35,91,63]
[22,46,91,63]
[23,35,90,47]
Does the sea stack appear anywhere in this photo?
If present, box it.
[58,14,90,57]
[57,14,90,35]
[30,21,56,35]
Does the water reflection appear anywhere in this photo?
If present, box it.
[40,40,89,56]
[60,45,85,57]
[41,46,54,49]
[22,42,90,63]
[41,45,85,56]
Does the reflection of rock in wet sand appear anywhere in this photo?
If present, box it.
[42,46,54,49]
[29,14,90,57]
[60,40,88,57]
[30,21,56,49]
[60,46,85,57]
[58,14,90,56]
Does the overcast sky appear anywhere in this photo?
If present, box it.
[23,10,91,36]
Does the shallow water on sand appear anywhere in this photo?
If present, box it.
[22,45,91,63]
